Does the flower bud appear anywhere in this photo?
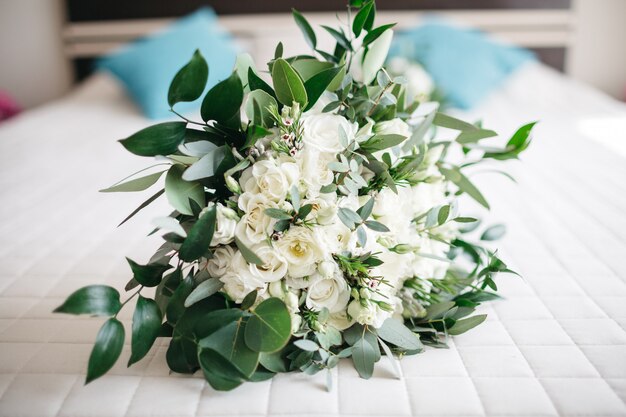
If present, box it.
[359,288,371,300]
[391,244,414,254]
[377,301,394,312]
[351,288,360,299]
[268,281,284,298]
[317,260,336,278]
[225,176,241,194]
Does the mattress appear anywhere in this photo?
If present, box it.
[0,62,625,417]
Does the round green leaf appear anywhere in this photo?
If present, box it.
[86,318,125,384]
[119,122,187,157]
[178,204,217,262]
[199,318,259,378]
[128,296,162,366]
[244,298,292,353]
[164,164,205,216]
[271,58,308,108]
[198,348,245,391]
[54,285,121,317]
[201,72,243,124]
[168,49,209,107]
[245,90,277,127]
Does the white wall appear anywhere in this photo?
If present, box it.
[0,0,73,108]
[567,0,626,100]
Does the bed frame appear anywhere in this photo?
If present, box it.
[62,1,576,79]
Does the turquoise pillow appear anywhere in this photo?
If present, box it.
[98,8,238,119]
[389,21,535,109]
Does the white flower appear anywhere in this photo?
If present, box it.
[248,243,288,283]
[327,310,354,331]
[239,158,299,202]
[375,118,411,139]
[347,299,392,328]
[220,251,266,303]
[274,226,325,278]
[210,203,239,246]
[388,57,434,102]
[206,245,235,278]
[302,114,357,154]
[297,146,335,197]
[305,266,351,313]
[236,193,277,245]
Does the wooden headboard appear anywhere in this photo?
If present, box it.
[63,0,574,79]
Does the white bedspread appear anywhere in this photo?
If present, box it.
[0,63,625,417]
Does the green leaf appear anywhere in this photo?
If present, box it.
[126,258,172,288]
[235,236,263,266]
[271,58,308,107]
[199,317,260,379]
[433,112,478,131]
[425,301,456,320]
[439,166,490,210]
[86,318,125,384]
[128,296,162,366]
[448,314,488,335]
[352,337,376,379]
[182,146,228,181]
[248,67,275,98]
[166,272,194,325]
[165,164,205,216]
[240,290,258,310]
[259,350,288,373]
[119,122,187,157]
[264,208,293,220]
[480,224,506,241]
[118,189,165,227]
[294,339,319,352]
[292,9,317,49]
[275,42,284,59]
[456,129,497,145]
[245,90,278,127]
[438,204,451,225]
[178,204,217,262]
[198,347,246,391]
[303,66,343,111]
[507,121,536,151]
[201,72,243,124]
[168,49,209,107]
[184,279,223,308]
[357,198,375,221]
[54,285,121,317]
[352,1,374,37]
[338,207,362,229]
[234,53,255,92]
[245,298,291,352]
[321,25,351,50]
[361,134,406,152]
[362,23,396,47]
[377,319,423,350]
[291,59,334,81]
[364,220,390,232]
[100,171,165,193]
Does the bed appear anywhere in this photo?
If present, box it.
[1,6,626,417]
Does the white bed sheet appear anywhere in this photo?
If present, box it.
[0,63,625,417]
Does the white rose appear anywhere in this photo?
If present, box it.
[302,114,357,154]
[210,203,239,246]
[220,251,266,303]
[305,268,351,313]
[375,118,411,139]
[206,245,235,278]
[236,193,277,245]
[248,243,288,283]
[297,146,335,197]
[275,226,324,278]
[327,310,354,331]
[252,159,292,202]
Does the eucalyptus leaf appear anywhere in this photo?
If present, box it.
[235,236,263,266]
[152,216,187,238]
[439,166,490,210]
[448,314,488,335]
[182,146,228,181]
[165,164,205,216]
[100,171,164,193]
[480,224,506,241]
[245,298,291,352]
[377,318,423,350]
[352,337,376,379]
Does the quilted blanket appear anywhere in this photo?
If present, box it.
[0,64,625,417]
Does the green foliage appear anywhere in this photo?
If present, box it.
[245,298,292,352]
[271,58,308,107]
[164,164,205,216]
[168,49,209,107]
[100,171,165,193]
[119,122,187,157]
[128,296,162,366]
[126,258,172,287]
[201,72,243,124]
[86,318,125,384]
[54,285,122,317]
[178,204,217,262]
[292,9,317,49]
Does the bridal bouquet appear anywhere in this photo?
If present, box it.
[55,1,533,391]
